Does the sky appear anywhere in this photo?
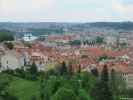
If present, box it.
[0,0,133,22]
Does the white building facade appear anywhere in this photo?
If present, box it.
[0,51,24,71]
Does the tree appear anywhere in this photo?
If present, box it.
[40,70,97,100]
[69,40,81,46]
[90,65,113,100]
[110,69,117,95]
[51,87,77,100]
[60,61,67,75]
[110,69,126,99]
[41,76,61,100]
[0,74,18,100]
[0,30,14,42]
[96,36,104,44]
[90,81,113,100]
[98,55,108,62]
[29,63,38,75]
[91,68,99,77]
[78,89,92,100]
[2,92,18,100]
[68,62,73,76]
[26,63,38,80]
[0,74,9,97]
[4,42,14,50]
[31,95,37,100]
[14,68,25,78]
[101,65,109,82]
[78,65,81,73]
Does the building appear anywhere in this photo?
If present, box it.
[29,51,49,71]
[23,33,38,42]
[105,36,117,46]
[0,51,25,71]
[121,72,133,88]
[120,67,133,89]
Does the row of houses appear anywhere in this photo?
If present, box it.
[0,41,133,88]
[0,43,50,72]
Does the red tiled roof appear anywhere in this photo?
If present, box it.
[82,47,127,57]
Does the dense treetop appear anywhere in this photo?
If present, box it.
[0,30,14,42]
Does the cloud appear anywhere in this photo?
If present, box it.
[0,0,56,21]
[1,0,55,12]
[0,0,133,22]
[111,0,133,20]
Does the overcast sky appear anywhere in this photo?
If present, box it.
[0,0,133,22]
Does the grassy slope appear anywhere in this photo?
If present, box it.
[0,73,94,100]
[7,75,40,100]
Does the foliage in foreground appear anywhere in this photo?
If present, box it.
[0,62,132,100]
[40,71,95,100]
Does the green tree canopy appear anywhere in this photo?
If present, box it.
[0,30,14,42]
[4,42,14,50]
[52,87,77,100]
[96,36,104,44]
[69,40,81,46]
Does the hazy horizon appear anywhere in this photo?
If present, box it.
[0,20,132,23]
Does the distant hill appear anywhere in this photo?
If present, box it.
[89,22,133,30]
[0,22,133,35]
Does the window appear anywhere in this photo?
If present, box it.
[6,61,8,64]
